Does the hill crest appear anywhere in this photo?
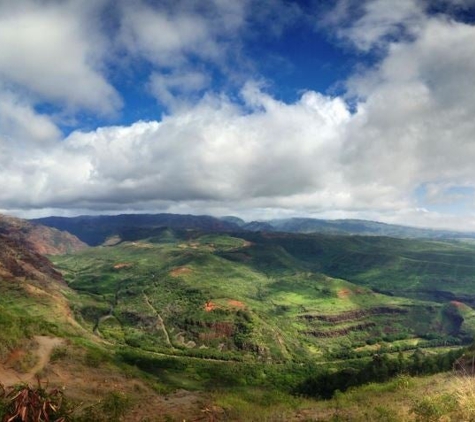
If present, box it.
[32,213,475,246]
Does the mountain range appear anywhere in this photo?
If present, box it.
[33,213,475,247]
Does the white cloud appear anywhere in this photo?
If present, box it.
[0,0,120,114]
[149,70,210,109]
[343,0,425,51]
[0,85,351,212]
[345,17,475,186]
[117,0,302,107]
[118,2,219,67]
[323,0,425,51]
[0,89,61,147]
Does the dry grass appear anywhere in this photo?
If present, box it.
[450,376,475,421]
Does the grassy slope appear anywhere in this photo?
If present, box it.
[52,231,475,364]
[237,232,475,300]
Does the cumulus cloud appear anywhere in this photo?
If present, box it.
[1,85,348,211]
[117,0,303,107]
[115,0,246,110]
[0,90,61,147]
[118,1,220,67]
[0,0,120,114]
[149,70,210,109]
[345,16,475,185]
[327,0,425,51]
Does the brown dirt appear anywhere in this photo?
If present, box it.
[451,300,465,308]
[127,389,219,421]
[24,225,87,255]
[204,299,246,312]
[204,301,218,312]
[0,336,219,421]
[170,266,192,277]
[19,344,215,421]
[113,262,132,269]
[0,336,65,387]
[337,288,352,298]
[103,236,121,246]
[228,299,246,309]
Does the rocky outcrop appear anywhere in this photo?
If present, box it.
[0,214,85,283]
[0,215,87,255]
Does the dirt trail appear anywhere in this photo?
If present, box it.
[143,292,173,348]
[0,336,64,387]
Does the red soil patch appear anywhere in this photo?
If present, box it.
[170,267,192,277]
[113,262,132,269]
[451,300,465,308]
[204,299,246,312]
[228,299,246,309]
[204,301,218,312]
[337,288,352,298]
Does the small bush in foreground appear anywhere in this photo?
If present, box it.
[0,379,71,422]
[73,392,130,422]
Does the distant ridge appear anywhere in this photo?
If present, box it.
[32,213,475,246]
[261,218,475,239]
[32,213,240,246]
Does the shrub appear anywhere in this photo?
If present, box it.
[411,394,456,422]
[74,392,130,422]
[0,379,71,422]
[50,346,70,363]
[84,348,109,368]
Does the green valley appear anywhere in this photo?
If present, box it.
[4,215,475,420]
[52,229,475,364]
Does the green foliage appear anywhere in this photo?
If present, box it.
[50,346,70,363]
[116,347,312,393]
[72,392,130,422]
[296,348,464,399]
[84,347,110,368]
[214,388,301,421]
[0,280,70,360]
[411,394,457,421]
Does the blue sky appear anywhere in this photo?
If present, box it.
[1,0,475,231]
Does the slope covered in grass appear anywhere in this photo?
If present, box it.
[52,230,475,363]
[236,231,475,303]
